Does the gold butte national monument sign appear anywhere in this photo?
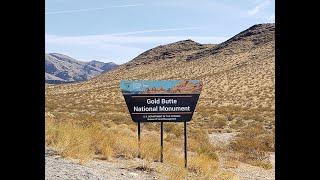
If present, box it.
[120,80,202,167]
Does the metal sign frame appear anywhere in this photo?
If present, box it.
[120,80,202,168]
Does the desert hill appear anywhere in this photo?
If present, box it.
[45,53,118,84]
[45,23,275,131]
[124,39,214,67]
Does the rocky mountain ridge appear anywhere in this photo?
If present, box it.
[45,53,118,84]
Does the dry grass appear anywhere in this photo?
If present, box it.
[188,154,218,175]
[213,118,227,129]
[188,128,219,161]
[229,123,274,169]
[164,123,184,138]
[140,132,161,161]
[229,118,245,129]
[251,161,273,170]
[157,164,187,180]
[45,118,138,162]
[188,154,236,179]
[45,119,94,164]
[45,118,235,178]
[223,160,240,169]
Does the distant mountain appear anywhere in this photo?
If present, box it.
[45,53,118,84]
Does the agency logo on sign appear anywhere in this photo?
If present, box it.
[120,80,202,122]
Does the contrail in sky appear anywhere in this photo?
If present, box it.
[45,4,144,15]
[109,27,202,36]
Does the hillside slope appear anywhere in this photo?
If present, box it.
[45,23,275,131]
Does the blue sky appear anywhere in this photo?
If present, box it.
[45,0,275,64]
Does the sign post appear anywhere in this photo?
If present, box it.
[120,80,202,167]
[138,122,141,158]
[160,122,163,163]
[184,121,187,168]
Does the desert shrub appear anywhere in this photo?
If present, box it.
[45,118,234,178]
[253,115,266,122]
[105,125,139,159]
[251,161,273,170]
[229,123,274,168]
[188,154,235,180]
[105,113,130,125]
[226,114,233,121]
[100,141,113,160]
[86,122,106,153]
[223,159,240,169]
[230,118,245,129]
[189,128,218,161]
[197,149,219,161]
[51,121,95,164]
[189,128,210,152]
[45,118,58,146]
[240,123,267,138]
[189,154,219,175]
[133,160,155,173]
[140,133,161,161]
[165,123,184,138]
[189,128,209,142]
[157,164,187,180]
[214,118,227,129]
[164,133,177,142]
[45,120,138,163]
[163,147,185,167]
[74,114,100,127]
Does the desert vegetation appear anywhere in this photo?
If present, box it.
[45,116,236,179]
[45,24,275,179]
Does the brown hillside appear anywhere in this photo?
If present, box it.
[124,39,210,67]
[46,23,275,132]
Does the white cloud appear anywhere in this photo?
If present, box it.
[46,33,227,47]
[267,14,275,22]
[45,4,144,15]
[247,0,272,16]
[45,27,226,44]
[109,27,202,36]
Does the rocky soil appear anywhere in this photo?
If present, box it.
[45,148,159,180]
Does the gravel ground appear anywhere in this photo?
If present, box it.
[228,153,275,180]
[45,148,159,180]
[209,132,238,146]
